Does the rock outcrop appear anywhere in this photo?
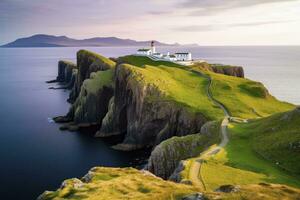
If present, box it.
[54,50,116,130]
[97,64,207,151]
[146,121,220,179]
[55,70,114,130]
[47,60,78,89]
[210,64,244,78]
[192,62,244,78]
[68,49,115,103]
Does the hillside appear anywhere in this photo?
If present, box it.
[38,167,300,200]
[178,108,300,192]
[1,34,174,47]
[44,51,300,199]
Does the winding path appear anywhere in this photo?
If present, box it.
[188,73,230,190]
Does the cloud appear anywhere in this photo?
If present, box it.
[174,20,296,32]
[177,0,298,15]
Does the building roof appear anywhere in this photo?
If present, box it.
[175,52,191,55]
[138,49,151,52]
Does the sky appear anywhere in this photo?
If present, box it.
[1,0,300,45]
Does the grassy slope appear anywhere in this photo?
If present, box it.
[200,109,300,191]
[121,63,224,120]
[78,49,116,69]
[230,108,300,175]
[121,56,294,119]
[83,69,114,94]
[203,69,294,119]
[39,167,197,200]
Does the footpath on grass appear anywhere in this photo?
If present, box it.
[188,72,230,191]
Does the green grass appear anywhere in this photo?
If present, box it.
[118,55,183,68]
[200,110,300,191]
[77,49,116,69]
[203,70,294,119]
[83,69,114,94]
[39,167,197,200]
[231,108,300,175]
[119,64,224,120]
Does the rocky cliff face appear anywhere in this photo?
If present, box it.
[68,50,115,103]
[97,64,207,151]
[54,51,116,130]
[47,60,78,89]
[210,64,244,78]
[146,121,220,179]
[192,62,244,78]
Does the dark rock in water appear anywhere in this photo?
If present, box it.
[181,193,206,200]
[46,79,57,83]
[47,60,77,90]
[216,185,240,193]
[99,64,207,151]
[53,116,72,123]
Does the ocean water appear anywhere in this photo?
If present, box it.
[0,46,299,199]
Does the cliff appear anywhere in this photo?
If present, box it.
[68,50,115,103]
[192,62,244,78]
[47,60,78,89]
[96,63,223,150]
[146,121,220,179]
[54,50,115,130]
[210,64,244,78]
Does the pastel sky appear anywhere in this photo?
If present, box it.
[1,0,300,45]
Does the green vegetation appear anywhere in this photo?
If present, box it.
[204,183,300,200]
[231,108,300,175]
[120,63,224,120]
[180,121,221,181]
[39,167,197,200]
[83,69,114,94]
[118,55,183,68]
[199,109,300,191]
[77,49,116,69]
[200,69,294,119]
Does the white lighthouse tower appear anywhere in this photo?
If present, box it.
[151,41,156,54]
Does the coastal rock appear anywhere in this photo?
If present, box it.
[193,62,244,78]
[68,50,115,103]
[211,64,244,78]
[47,60,78,89]
[56,70,114,130]
[146,121,219,179]
[98,64,207,150]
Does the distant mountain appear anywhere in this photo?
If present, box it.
[1,34,178,48]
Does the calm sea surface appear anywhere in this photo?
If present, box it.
[0,46,299,199]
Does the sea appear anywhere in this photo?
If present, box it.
[0,46,299,200]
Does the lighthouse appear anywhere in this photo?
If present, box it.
[151,41,156,54]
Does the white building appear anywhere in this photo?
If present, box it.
[152,52,163,58]
[136,41,193,62]
[137,49,152,55]
[175,53,192,61]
